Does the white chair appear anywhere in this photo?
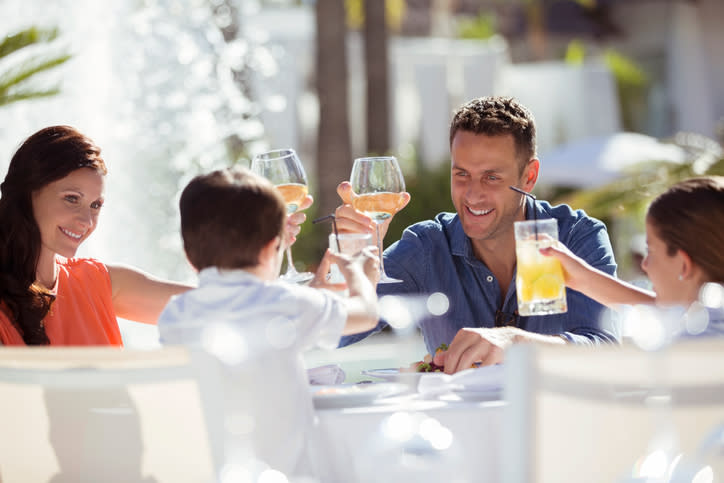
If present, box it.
[502,339,724,483]
[0,346,224,483]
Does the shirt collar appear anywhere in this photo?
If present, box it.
[449,215,475,260]
[198,266,258,285]
[524,195,541,221]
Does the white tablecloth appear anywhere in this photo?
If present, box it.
[313,392,505,483]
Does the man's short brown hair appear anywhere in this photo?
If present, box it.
[179,166,286,271]
[449,96,537,173]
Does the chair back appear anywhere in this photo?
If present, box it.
[502,339,724,483]
[0,346,224,483]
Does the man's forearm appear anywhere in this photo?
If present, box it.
[513,328,568,346]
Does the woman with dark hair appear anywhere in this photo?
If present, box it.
[542,176,724,335]
[0,126,311,346]
[0,125,195,345]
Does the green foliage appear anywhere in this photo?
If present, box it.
[0,27,71,108]
[560,38,650,132]
[386,161,453,244]
[554,134,724,226]
[457,13,497,40]
[602,49,649,132]
[345,0,406,32]
[290,159,454,274]
[549,133,722,279]
[564,40,586,65]
[603,49,648,87]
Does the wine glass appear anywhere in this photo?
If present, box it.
[350,156,406,284]
[251,148,314,284]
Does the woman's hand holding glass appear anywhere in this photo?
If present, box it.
[251,148,314,283]
[284,195,313,249]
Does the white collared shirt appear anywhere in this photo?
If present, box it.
[158,267,347,478]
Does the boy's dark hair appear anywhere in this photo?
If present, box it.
[179,166,286,270]
[449,96,537,174]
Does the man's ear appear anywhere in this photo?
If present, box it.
[523,158,540,190]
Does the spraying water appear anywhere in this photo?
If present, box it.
[0,0,267,282]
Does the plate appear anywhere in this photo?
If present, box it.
[450,387,503,402]
[312,383,407,409]
[361,368,429,383]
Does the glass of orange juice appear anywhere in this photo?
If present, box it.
[514,218,567,316]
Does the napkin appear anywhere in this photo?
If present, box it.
[308,364,346,385]
[416,364,504,397]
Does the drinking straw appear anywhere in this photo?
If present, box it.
[312,213,341,252]
[509,186,538,237]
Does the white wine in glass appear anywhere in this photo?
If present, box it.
[350,156,407,284]
[251,148,314,284]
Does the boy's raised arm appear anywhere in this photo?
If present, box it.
[311,248,380,334]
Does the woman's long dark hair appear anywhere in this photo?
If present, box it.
[0,126,107,344]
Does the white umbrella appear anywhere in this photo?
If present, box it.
[538,132,687,188]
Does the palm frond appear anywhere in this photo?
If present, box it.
[0,26,70,107]
[0,54,71,93]
[557,133,724,221]
[0,27,60,59]
[0,87,61,105]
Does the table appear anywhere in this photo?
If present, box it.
[313,390,505,483]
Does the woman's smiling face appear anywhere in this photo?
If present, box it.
[31,167,105,259]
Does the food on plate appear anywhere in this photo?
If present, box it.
[403,343,448,373]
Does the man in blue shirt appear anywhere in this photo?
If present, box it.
[335,96,620,373]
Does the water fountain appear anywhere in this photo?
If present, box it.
[1,0,269,276]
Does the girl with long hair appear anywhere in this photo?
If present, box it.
[542,176,724,335]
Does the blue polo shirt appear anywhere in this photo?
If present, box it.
[339,197,621,354]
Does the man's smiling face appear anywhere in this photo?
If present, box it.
[450,131,533,245]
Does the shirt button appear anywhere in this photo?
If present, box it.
[486,276,493,282]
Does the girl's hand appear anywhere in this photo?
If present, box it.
[538,242,590,292]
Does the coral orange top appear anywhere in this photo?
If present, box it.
[0,258,122,346]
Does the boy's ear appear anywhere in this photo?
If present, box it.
[259,236,282,266]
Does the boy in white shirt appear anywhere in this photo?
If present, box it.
[158,166,379,480]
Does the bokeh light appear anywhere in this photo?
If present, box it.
[426,292,449,316]
[700,283,724,309]
[220,463,254,483]
[257,469,289,483]
[201,322,249,366]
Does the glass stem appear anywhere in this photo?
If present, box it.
[375,222,386,275]
[285,247,298,275]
